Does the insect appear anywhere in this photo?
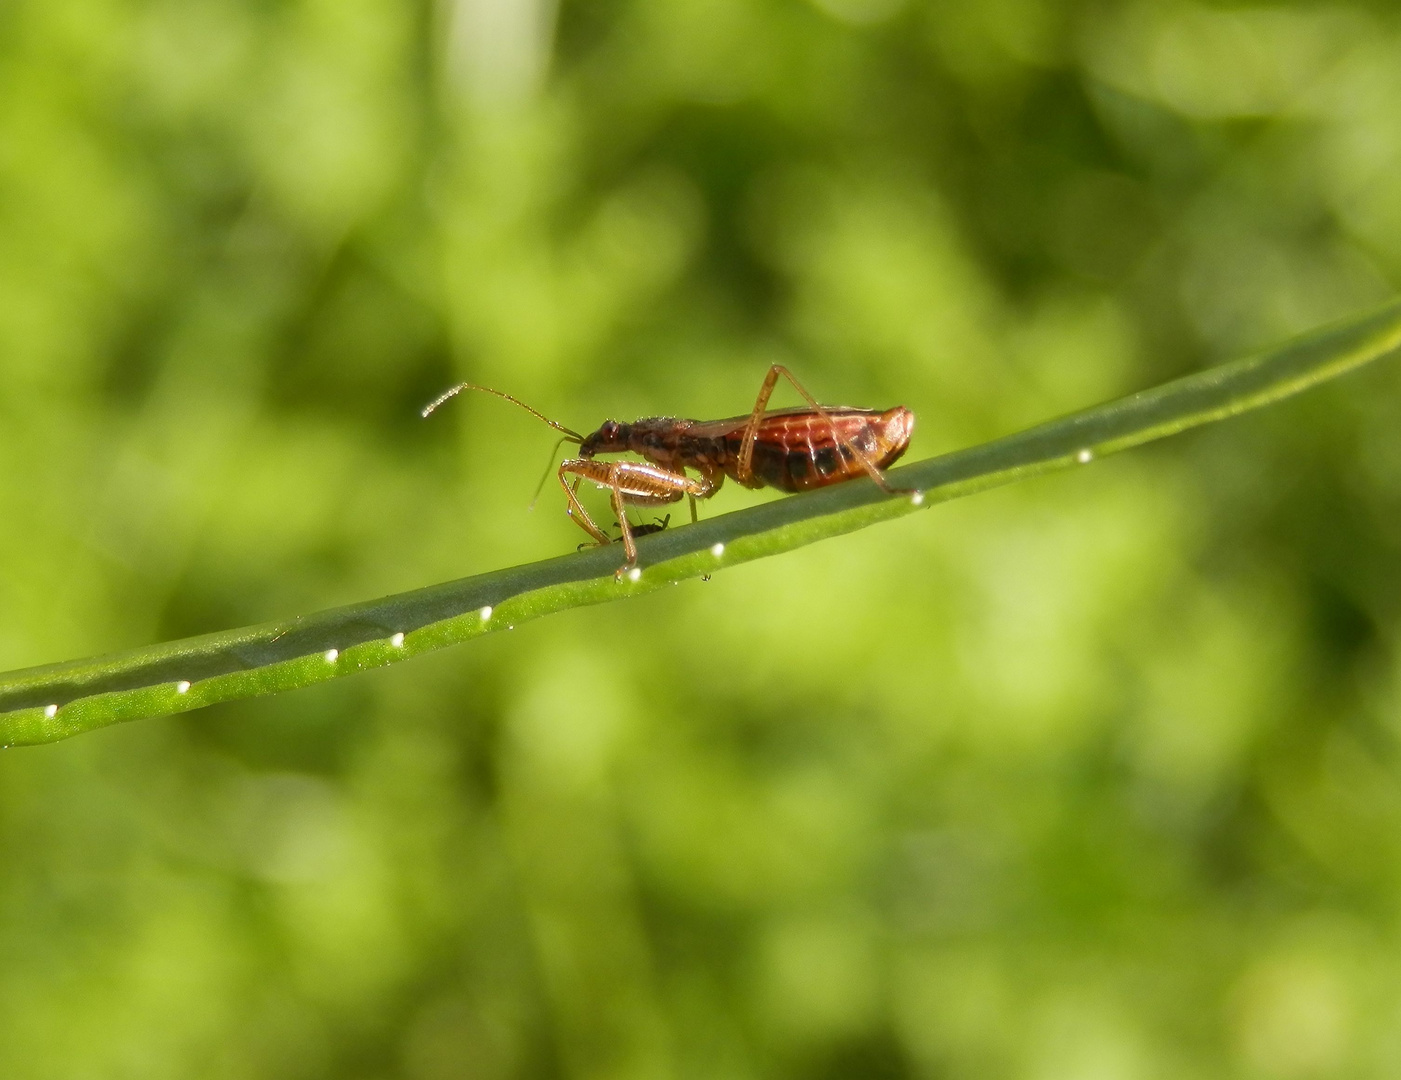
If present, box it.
[618,514,672,540]
[577,515,672,552]
[423,365,915,578]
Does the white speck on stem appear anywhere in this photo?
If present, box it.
[390,633,405,648]
[710,542,725,558]
[627,567,642,582]
[44,704,57,718]
[176,681,191,694]
[324,649,339,664]
[1076,448,1094,464]
[910,490,925,506]
[480,606,493,622]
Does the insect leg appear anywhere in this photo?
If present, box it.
[686,461,723,522]
[736,365,785,487]
[738,364,906,493]
[606,474,638,570]
[558,462,614,549]
[562,459,701,575]
[609,462,703,575]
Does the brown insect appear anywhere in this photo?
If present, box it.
[423,365,915,578]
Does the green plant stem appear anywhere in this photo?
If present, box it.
[4,301,1401,746]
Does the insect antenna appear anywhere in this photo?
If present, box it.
[528,435,573,511]
[421,382,586,443]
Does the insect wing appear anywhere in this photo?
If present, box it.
[682,405,880,442]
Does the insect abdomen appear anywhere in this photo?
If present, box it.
[729,407,914,492]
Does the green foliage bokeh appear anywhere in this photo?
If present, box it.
[3,1,1401,1077]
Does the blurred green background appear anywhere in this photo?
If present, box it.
[3,0,1401,1076]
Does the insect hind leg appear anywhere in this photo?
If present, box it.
[737,364,907,494]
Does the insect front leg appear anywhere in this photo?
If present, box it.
[606,463,697,575]
[607,478,636,568]
[559,459,702,578]
[557,461,615,550]
[736,364,905,493]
